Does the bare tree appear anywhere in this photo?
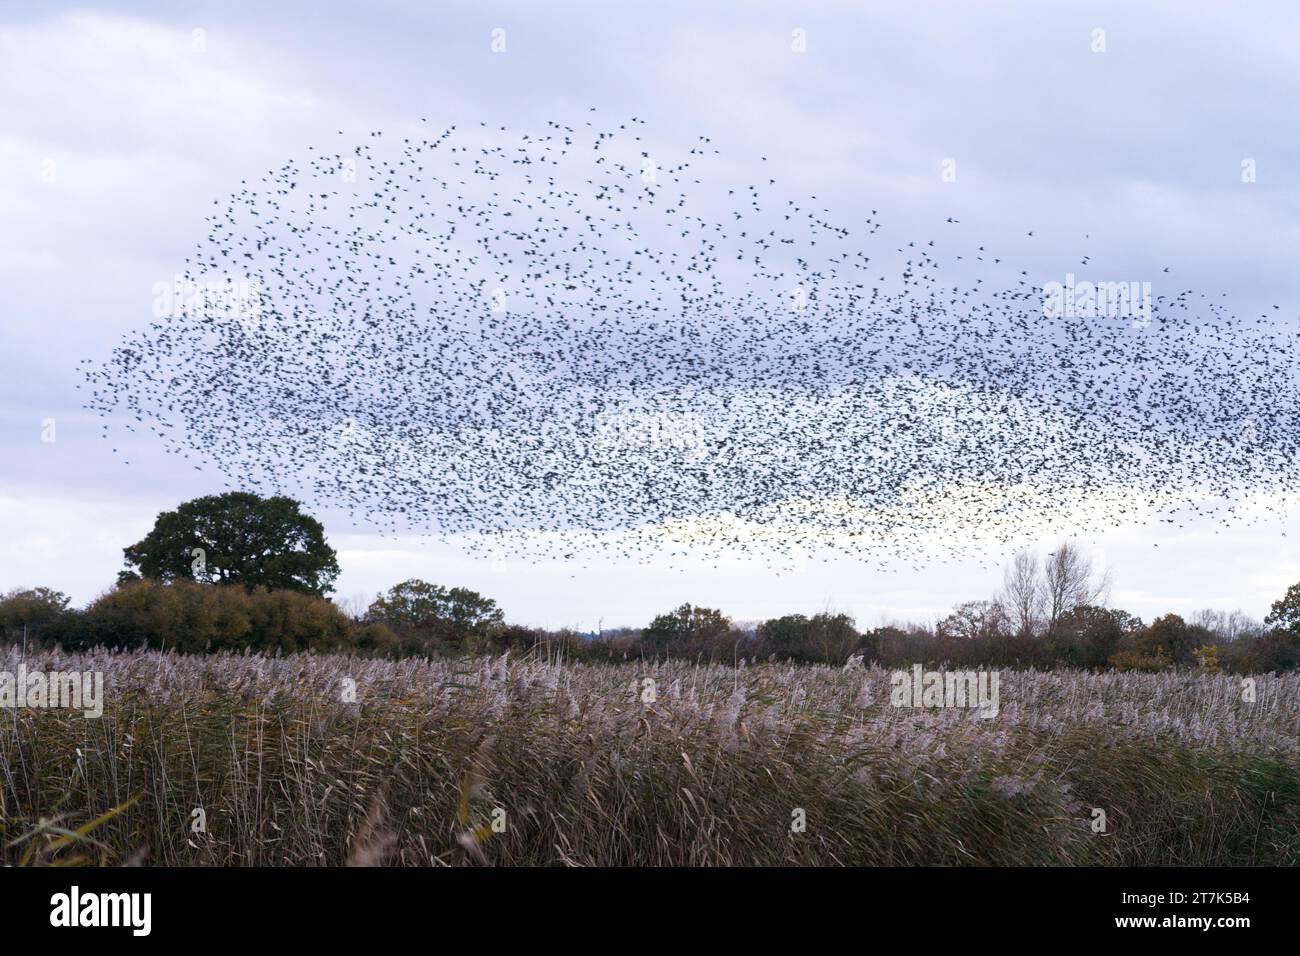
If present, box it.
[1040,542,1109,634]
[1001,549,1040,637]
[334,591,372,622]
[1191,608,1260,643]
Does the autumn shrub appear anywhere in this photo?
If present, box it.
[0,587,73,642]
[1109,647,1169,672]
[77,578,355,653]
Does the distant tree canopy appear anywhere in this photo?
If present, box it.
[1137,613,1201,666]
[121,492,340,596]
[757,612,861,664]
[1265,582,1300,637]
[1047,605,1132,669]
[0,587,71,636]
[5,533,1300,673]
[365,579,504,652]
[937,600,1010,642]
[642,603,739,658]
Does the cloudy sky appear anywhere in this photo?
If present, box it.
[3,1,1299,629]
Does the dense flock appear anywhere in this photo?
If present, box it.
[83,115,1300,566]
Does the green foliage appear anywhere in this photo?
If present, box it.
[1135,613,1197,666]
[11,554,1300,676]
[1048,605,1126,669]
[1109,646,1169,672]
[1265,582,1300,636]
[642,603,739,659]
[81,578,354,653]
[1218,628,1300,674]
[937,601,1009,642]
[121,492,340,596]
[757,612,861,664]
[348,620,402,655]
[1192,644,1220,673]
[1108,609,1145,635]
[0,587,72,640]
[365,579,504,654]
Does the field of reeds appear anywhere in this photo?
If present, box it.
[2,646,1297,866]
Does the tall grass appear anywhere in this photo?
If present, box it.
[2,647,1296,865]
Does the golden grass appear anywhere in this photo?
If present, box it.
[2,647,1297,865]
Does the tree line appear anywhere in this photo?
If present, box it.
[2,492,1298,673]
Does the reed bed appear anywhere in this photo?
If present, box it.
[2,646,1296,866]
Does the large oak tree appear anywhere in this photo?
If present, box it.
[121,492,340,596]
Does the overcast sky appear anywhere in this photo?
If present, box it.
[3,1,1299,629]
